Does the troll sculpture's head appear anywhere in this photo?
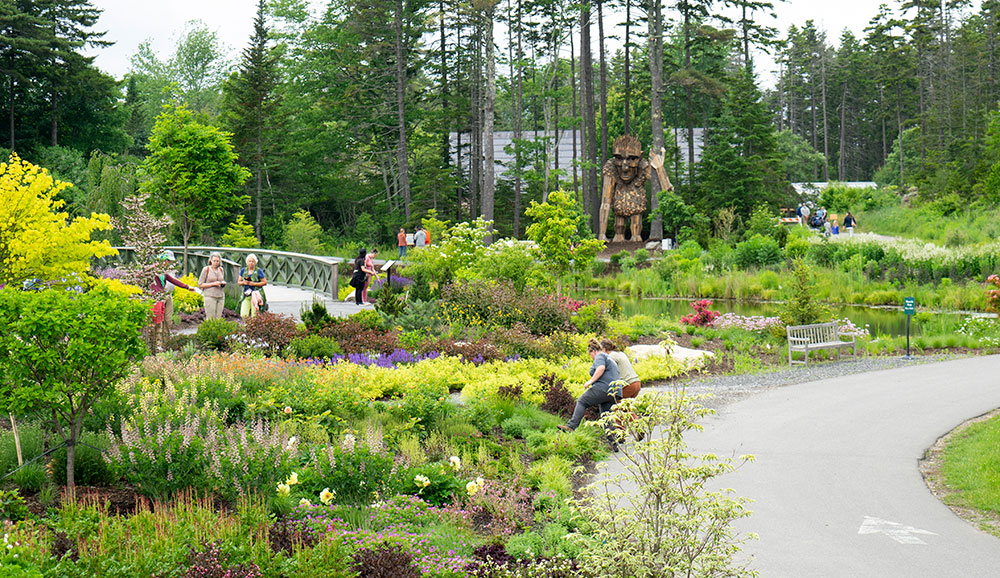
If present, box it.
[611,134,643,183]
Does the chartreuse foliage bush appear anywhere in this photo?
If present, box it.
[0,153,115,286]
[172,272,203,313]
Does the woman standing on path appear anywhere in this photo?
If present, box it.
[197,252,227,320]
[843,211,857,236]
[361,248,378,304]
[351,249,367,305]
[397,228,408,259]
[238,254,267,319]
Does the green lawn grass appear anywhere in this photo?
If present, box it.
[941,414,1000,515]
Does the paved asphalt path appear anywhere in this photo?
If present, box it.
[669,355,1000,577]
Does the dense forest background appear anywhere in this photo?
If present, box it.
[4,0,1000,249]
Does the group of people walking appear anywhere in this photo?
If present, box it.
[797,203,857,237]
[558,338,643,451]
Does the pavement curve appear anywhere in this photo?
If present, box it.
[654,355,1000,577]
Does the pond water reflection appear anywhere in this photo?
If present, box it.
[586,293,971,338]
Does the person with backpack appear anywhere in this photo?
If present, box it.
[349,249,367,305]
[238,254,267,319]
[150,250,193,348]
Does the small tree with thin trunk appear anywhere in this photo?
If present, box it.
[142,104,250,274]
[525,189,604,292]
[0,286,147,488]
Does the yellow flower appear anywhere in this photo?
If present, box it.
[286,472,299,486]
[414,474,431,488]
[449,456,462,471]
[320,487,335,505]
[276,482,290,496]
[466,480,480,496]
[299,498,311,507]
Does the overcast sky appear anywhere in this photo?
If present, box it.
[85,0,979,85]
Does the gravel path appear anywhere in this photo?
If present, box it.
[653,353,970,409]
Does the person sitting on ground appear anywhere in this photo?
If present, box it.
[237,254,267,319]
[558,339,620,436]
[601,338,641,399]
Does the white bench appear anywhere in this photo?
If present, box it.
[786,321,856,365]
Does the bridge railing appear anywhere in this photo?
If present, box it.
[97,247,344,300]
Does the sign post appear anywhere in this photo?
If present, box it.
[903,297,915,359]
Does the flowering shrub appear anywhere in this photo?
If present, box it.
[462,478,534,536]
[956,316,1000,346]
[236,312,297,356]
[291,497,476,576]
[987,274,1000,313]
[808,233,1000,285]
[712,313,782,332]
[680,299,720,326]
[835,318,870,338]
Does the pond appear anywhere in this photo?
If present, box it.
[585,293,974,338]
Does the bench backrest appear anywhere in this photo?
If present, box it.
[786,321,840,343]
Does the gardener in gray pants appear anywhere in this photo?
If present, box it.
[559,339,620,433]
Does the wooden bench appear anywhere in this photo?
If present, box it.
[786,321,856,365]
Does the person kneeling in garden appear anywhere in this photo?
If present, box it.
[601,338,641,399]
[559,339,620,440]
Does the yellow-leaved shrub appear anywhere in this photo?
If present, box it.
[0,153,115,284]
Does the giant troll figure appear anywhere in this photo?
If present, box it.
[598,135,673,242]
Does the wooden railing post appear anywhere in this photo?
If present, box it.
[330,261,338,300]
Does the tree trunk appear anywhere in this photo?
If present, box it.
[570,24,579,199]
[580,2,598,231]
[470,21,481,220]
[624,0,631,134]
[8,73,14,151]
[839,83,847,180]
[50,93,58,146]
[440,0,451,216]
[598,0,608,165]
[256,121,263,242]
[683,8,695,187]
[648,0,664,240]
[482,4,496,240]
[394,0,412,221]
[513,0,524,237]
[821,47,829,182]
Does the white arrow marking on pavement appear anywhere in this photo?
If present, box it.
[858,516,937,544]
